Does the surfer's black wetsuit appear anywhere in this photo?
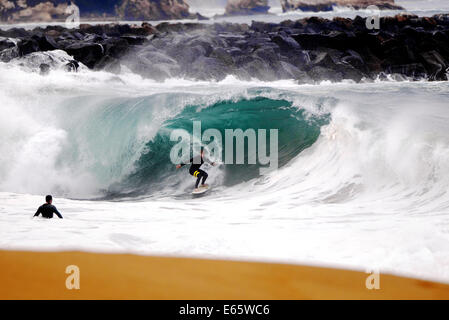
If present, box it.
[34,203,63,219]
[180,155,211,189]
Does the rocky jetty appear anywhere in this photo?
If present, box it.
[280,0,404,12]
[1,14,448,82]
[0,0,206,23]
[225,0,270,16]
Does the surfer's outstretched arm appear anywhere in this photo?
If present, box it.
[176,157,193,169]
[205,157,217,166]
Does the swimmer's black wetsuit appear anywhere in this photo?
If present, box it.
[180,155,211,189]
[34,203,63,219]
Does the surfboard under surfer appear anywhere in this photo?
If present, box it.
[176,148,216,192]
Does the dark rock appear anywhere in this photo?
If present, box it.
[309,66,343,82]
[39,63,50,75]
[279,61,311,82]
[272,34,301,51]
[382,45,417,67]
[225,0,270,16]
[142,22,158,35]
[335,63,365,82]
[184,36,215,57]
[123,49,180,80]
[0,44,20,62]
[95,55,121,74]
[0,28,29,38]
[251,21,278,33]
[241,57,277,81]
[420,51,448,80]
[65,60,80,72]
[65,42,105,69]
[33,35,59,51]
[169,45,207,64]
[210,48,235,66]
[342,50,366,70]
[102,38,130,58]
[185,56,230,81]
[293,33,331,50]
[280,1,404,13]
[386,63,428,80]
[0,37,16,51]
[291,3,334,12]
[18,39,40,56]
[1,14,449,83]
[120,36,146,46]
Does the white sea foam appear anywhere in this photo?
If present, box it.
[1,59,449,283]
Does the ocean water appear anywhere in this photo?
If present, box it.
[1,3,449,283]
[0,56,449,282]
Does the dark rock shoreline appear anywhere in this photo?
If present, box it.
[0,0,207,23]
[1,14,449,83]
[280,0,404,12]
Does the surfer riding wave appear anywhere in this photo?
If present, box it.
[176,148,217,192]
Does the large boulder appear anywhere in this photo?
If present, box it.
[225,0,270,16]
[0,37,19,62]
[8,49,87,73]
[115,0,200,20]
[64,42,105,68]
[0,37,16,51]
